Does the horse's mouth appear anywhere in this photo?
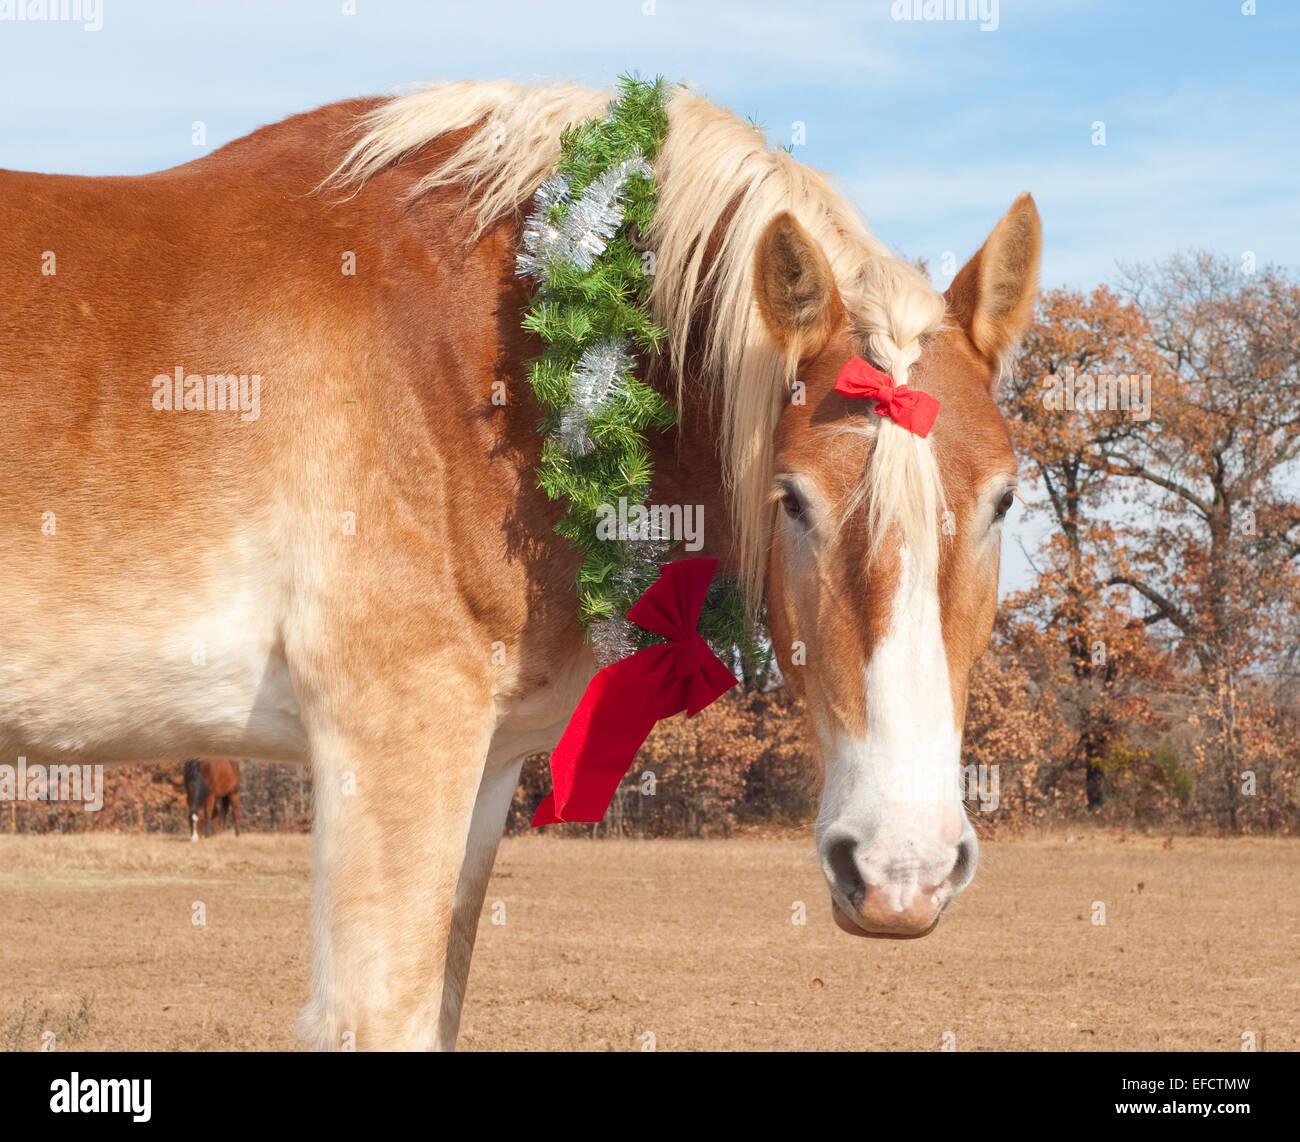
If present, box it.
[829,895,943,940]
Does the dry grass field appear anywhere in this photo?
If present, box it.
[1,830,1296,1051]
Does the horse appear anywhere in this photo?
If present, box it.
[0,79,1040,1049]
[182,758,242,841]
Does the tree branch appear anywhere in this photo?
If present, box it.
[1105,574,1197,638]
[1088,451,1214,518]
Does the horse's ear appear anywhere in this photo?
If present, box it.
[946,193,1041,367]
[754,212,842,359]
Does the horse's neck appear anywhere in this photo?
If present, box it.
[643,365,737,573]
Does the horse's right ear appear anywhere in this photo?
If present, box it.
[754,212,842,360]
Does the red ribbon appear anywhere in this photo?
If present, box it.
[532,557,738,826]
[835,355,940,438]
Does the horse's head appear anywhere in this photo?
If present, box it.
[755,194,1040,937]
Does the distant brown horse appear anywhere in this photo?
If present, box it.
[183,759,242,841]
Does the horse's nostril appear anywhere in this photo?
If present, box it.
[950,826,980,893]
[823,835,866,906]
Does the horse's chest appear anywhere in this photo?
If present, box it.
[488,646,596,766]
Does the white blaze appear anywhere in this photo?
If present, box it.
[817,541,964,906]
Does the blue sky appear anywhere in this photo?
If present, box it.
[3,0,1295,289]
[2,0,1295,592]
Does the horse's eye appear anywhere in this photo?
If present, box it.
[780,489,805,521]
[994,490,1016,521]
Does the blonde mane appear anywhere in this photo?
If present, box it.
[329,80,947,603]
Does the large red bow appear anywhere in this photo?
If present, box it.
[835,355,940,438]
[532,557,738,826]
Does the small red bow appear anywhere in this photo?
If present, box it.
[835,356,940,438]
[532,557,738,826]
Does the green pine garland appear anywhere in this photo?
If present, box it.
[518,73,767,675]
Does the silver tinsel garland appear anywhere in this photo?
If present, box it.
[516,151,653,456]
[557,337,633,455]
[589,532,675,667]
[516,153,652,281]
[515,173,572,282]
[515,145,675,665]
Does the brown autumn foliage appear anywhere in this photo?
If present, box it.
[976,254,1300,831]
[8,251,1298,837]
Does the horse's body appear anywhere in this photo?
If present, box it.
[0,80,1039,1049]
[183,758,242,840]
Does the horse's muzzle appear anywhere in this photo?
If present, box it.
[821,820,978,938]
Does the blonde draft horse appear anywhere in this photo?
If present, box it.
[0,80,1041,1049]
[183,757,242,841]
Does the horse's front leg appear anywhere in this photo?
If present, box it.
[435,666,593,1047]
[296,666,496,1051]
[435,749,527,1048]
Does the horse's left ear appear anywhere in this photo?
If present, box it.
[946,192,1041,368]
[754,212,843,360]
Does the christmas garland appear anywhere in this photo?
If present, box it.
[517,74,764,673]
